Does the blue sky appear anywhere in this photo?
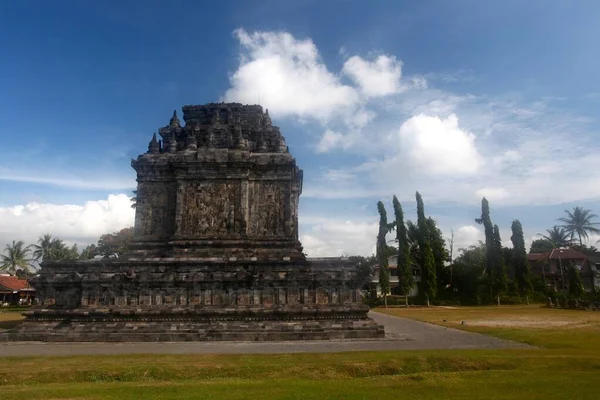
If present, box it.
[2,0,600,257]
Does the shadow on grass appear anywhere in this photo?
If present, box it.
[0,320,23,330]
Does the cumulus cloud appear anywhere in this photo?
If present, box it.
[299,217,378,257]
[0,194,135,249]
[342,55,403,97]
[224,28,411,154]
[396,113,482,176]
[453,225,484,253]
[224,29,360,121]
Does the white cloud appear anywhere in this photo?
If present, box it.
[475,187,511,202]
[223,29,409,154]
[453,225,484,253]
[342,55,402,97]
[316,129,345,153]
[0,194,135,249]
[396,113,483,176]
[300,217,378,257]
[224,29,360,121]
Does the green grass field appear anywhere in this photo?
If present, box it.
[1,305,599,399]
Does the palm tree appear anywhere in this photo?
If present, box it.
[32,235,71,262]
[0,240,32,275]
[130,190,137,209]
[33,234,55,262]
[538,226,572,248]
[558,207,600,246]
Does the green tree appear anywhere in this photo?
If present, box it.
[475,197,494,282]
[567,262,584,298]
[52,238,75,261]
[455,241,486,268]
[405,220,420,262]
[448,242,487,305]
[570,243,600,255]
[558,206,600,246]
[511,219,533,294]
[426,217,450,293]
[491,225,508,295]
[32,234,55,262]
[376,201,392,306]
[97,227,134,258]
[392,195,413,305]
[538,226,572,249]
[130,190,137,209]
[79,244,98,260]
[68,244,79,259]
[0,240,32,274]
[416,192,436,304]
[529,238,555,253]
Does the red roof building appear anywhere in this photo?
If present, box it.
[527,248,597,292]
[0,275,35,305]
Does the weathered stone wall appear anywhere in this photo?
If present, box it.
[32,259,365,311]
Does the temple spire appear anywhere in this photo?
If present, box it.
[148,132,159,154]
[169,110,180,128]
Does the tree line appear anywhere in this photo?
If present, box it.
[0,228,133,276]
[369,194,600,306]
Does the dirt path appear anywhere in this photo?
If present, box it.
[0,311,532,357]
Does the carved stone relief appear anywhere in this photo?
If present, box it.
[180,181,238,236]
[250,182,286,237]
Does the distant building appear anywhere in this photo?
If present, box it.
[0,275,35,305]
[528,248,599,292]
[370,255,421,297]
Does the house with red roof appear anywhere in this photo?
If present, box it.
[527,248,598,292]
[0,274,36,305]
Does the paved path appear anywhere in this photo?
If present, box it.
[0,312,532,357]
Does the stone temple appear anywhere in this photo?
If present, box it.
[3,103,383,342]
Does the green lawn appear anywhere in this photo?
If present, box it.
[375,304,600,352]
[1,305,599,399]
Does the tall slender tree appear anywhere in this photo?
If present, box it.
[0,240,32,274]
[492,225,508,295]
[475,197,494,281]
[376,201,391,306]
[416,192,436,304]
[511,220,532,295]
[392,195,413,306]
[558,206,600,246]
